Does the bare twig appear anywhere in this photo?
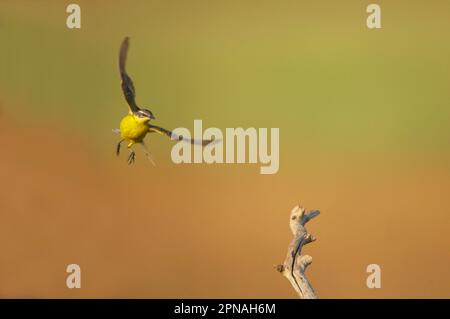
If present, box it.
[276,205,320,299]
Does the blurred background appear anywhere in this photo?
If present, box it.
[0,0,449,298]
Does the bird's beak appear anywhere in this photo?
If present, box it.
[150,114,156,120]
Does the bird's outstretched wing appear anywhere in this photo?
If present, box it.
[119,37,140,113]
[148,124,214,146]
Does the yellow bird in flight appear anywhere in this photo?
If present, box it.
[114,37,212,164]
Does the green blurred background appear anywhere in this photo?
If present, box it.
[0,0,449,298]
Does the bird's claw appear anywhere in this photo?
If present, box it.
[127,151,136,165]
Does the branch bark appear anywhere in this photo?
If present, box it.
[276,205,320,299]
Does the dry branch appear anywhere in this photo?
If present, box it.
[276,205,320,299]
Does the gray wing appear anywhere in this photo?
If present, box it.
[119,37,140,113]
[148,124,214,146]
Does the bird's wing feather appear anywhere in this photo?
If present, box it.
[119,37,140,113]
[148,124,214,146]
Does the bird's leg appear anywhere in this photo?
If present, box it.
[116,139,124,156]
[139,142,156,166]
[127,142,136,165]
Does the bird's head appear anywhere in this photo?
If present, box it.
[134,109,156,122]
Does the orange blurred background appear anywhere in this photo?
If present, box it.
[0,0,449,298]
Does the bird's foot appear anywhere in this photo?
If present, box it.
[116,142,122,156]
[127,151,136,165]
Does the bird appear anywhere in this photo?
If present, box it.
[115,37,212,165]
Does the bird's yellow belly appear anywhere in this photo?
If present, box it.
[119,115,149,142]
